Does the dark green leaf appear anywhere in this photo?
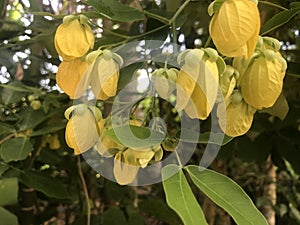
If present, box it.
[0,163,9,176]
[104,125,165,148]
[260,8,300,35]
[0,207,18,225]
[286,62,300,78]
[0,123,16,135]
[162,164,208,225]
[30,122,66,137]
[259,94,289,120]
[186,165,269,225]
[290,2,300,9]
[0,81,30,105]
[118,63,144,90]
[21,171,69,199]
[177,129,233,145]
[0,177,18,206]
[103,206,127,225]
[139,199,182,225]
[0,137,33,163]
[86,0,144,22]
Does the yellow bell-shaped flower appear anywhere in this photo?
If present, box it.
[218,91,256,137]
[56,58,90,99]
[209,0,260,58]
[64,104,102,155]
[152,68,178,100]
[239,52,286,109]
[55,15,94,60]
[86,50,123,100]
[176,49,223,119]
[113,145,162,185]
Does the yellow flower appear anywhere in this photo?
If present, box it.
[209,0,260,58]
[152,68,178,100]
[55,15,94,60]
[176,49,224,119]
[219,65,239,100]
[64,104,102,155]
[113,146,162,185]
[86,50,123,100]
[239,52,286,109]
[56,59,89,99]
[218,91,256,137]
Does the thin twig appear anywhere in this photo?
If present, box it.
[77,156,91,225]
[0,133,15,145]
[259,1,288,11]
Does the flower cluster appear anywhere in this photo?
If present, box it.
[54,1,288,184]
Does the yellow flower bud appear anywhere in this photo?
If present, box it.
[240,54,286,109]
[218,99,256,137]
[152,68,178,100]
[209,0,260,58]
[55,16,94,59]
[113,151,139,185]
[176,49,220,119]
[88,50,122,100]
[65,104,101,155]
[30,100,42,110]
[56,59,90,99]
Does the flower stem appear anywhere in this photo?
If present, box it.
[77,156,91,225]
[259,1,288,11]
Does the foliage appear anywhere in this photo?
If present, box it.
[0,0,299,225]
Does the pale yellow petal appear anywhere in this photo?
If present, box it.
[113,152,139,185]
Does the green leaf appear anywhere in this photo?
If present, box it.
[260,8,300,35]
[286,62,300,78]
[29,122,66,137]
[0,178,18,206]
[0,123,15,135]
[86,0,144,22]
[0,137,33,163]
[21,171,69,199]
[162,164,208,225]
[259,94,289,120]
[104,125,165,148]
[177,129,233,145]
[0,81,30,105]
[102,206,127,225]
[186,166,269,225]
[0,207,18,225]
[0,163,9,176]
[290,2,300,9]
[139,199,182,225]
[118,63,144,90]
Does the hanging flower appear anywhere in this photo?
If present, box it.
[176,48,225,119]
[86,49,123,100]
[208,0,260,58]
[151,68,178,100]
[55,15,94,60]
[64,104,102,155]
[218,90,256,137]
[56,58,89,99]
[238,43,287,109]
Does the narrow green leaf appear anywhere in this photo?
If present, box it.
[186,166,269,225]
[0,163,9,176]
[177,129,233,145]
[0,178,18,206]
[21,171,69,199]
[104,125,165,148]
[86,0,144,22]
[260,8,300,35]
[0,137,33,163]
[103,206,127,225]
[162,164,208,225]
[0,207,18,225]
[259,94,289,120]
[29,122,66,137]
